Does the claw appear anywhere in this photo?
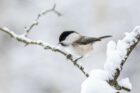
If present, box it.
[74,56,83,63]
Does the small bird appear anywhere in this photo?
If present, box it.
[59,31,111,59]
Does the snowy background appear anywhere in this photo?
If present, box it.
[0,0,140,93]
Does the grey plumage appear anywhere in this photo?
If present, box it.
[74,35,112,45]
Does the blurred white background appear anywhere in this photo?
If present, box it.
[0,0,140,93]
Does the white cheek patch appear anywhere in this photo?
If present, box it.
[63,33,81,45]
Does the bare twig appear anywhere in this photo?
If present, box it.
[24,4,61,37]
[0,27,89,77]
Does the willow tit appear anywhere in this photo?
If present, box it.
[59,31,111,59]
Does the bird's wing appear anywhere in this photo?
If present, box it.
[75,35,112,45]
[75,36,101,45]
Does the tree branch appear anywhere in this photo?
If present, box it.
[24,4,61,37]
[81,26,140,93]
[104,26,140,92]
[0,27,89,77]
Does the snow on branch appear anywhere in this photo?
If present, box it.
[0,4,89,78]
[104,26,140,91]
[81,26,140,93]
[0,27,89,77]
[24,4,61,37]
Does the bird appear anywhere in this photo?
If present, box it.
[58,31,111,60]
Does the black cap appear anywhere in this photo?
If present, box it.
[59,31,75,42]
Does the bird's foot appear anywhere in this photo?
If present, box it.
[74,56,83,64]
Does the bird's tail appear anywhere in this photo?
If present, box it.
[98,35,112,40]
